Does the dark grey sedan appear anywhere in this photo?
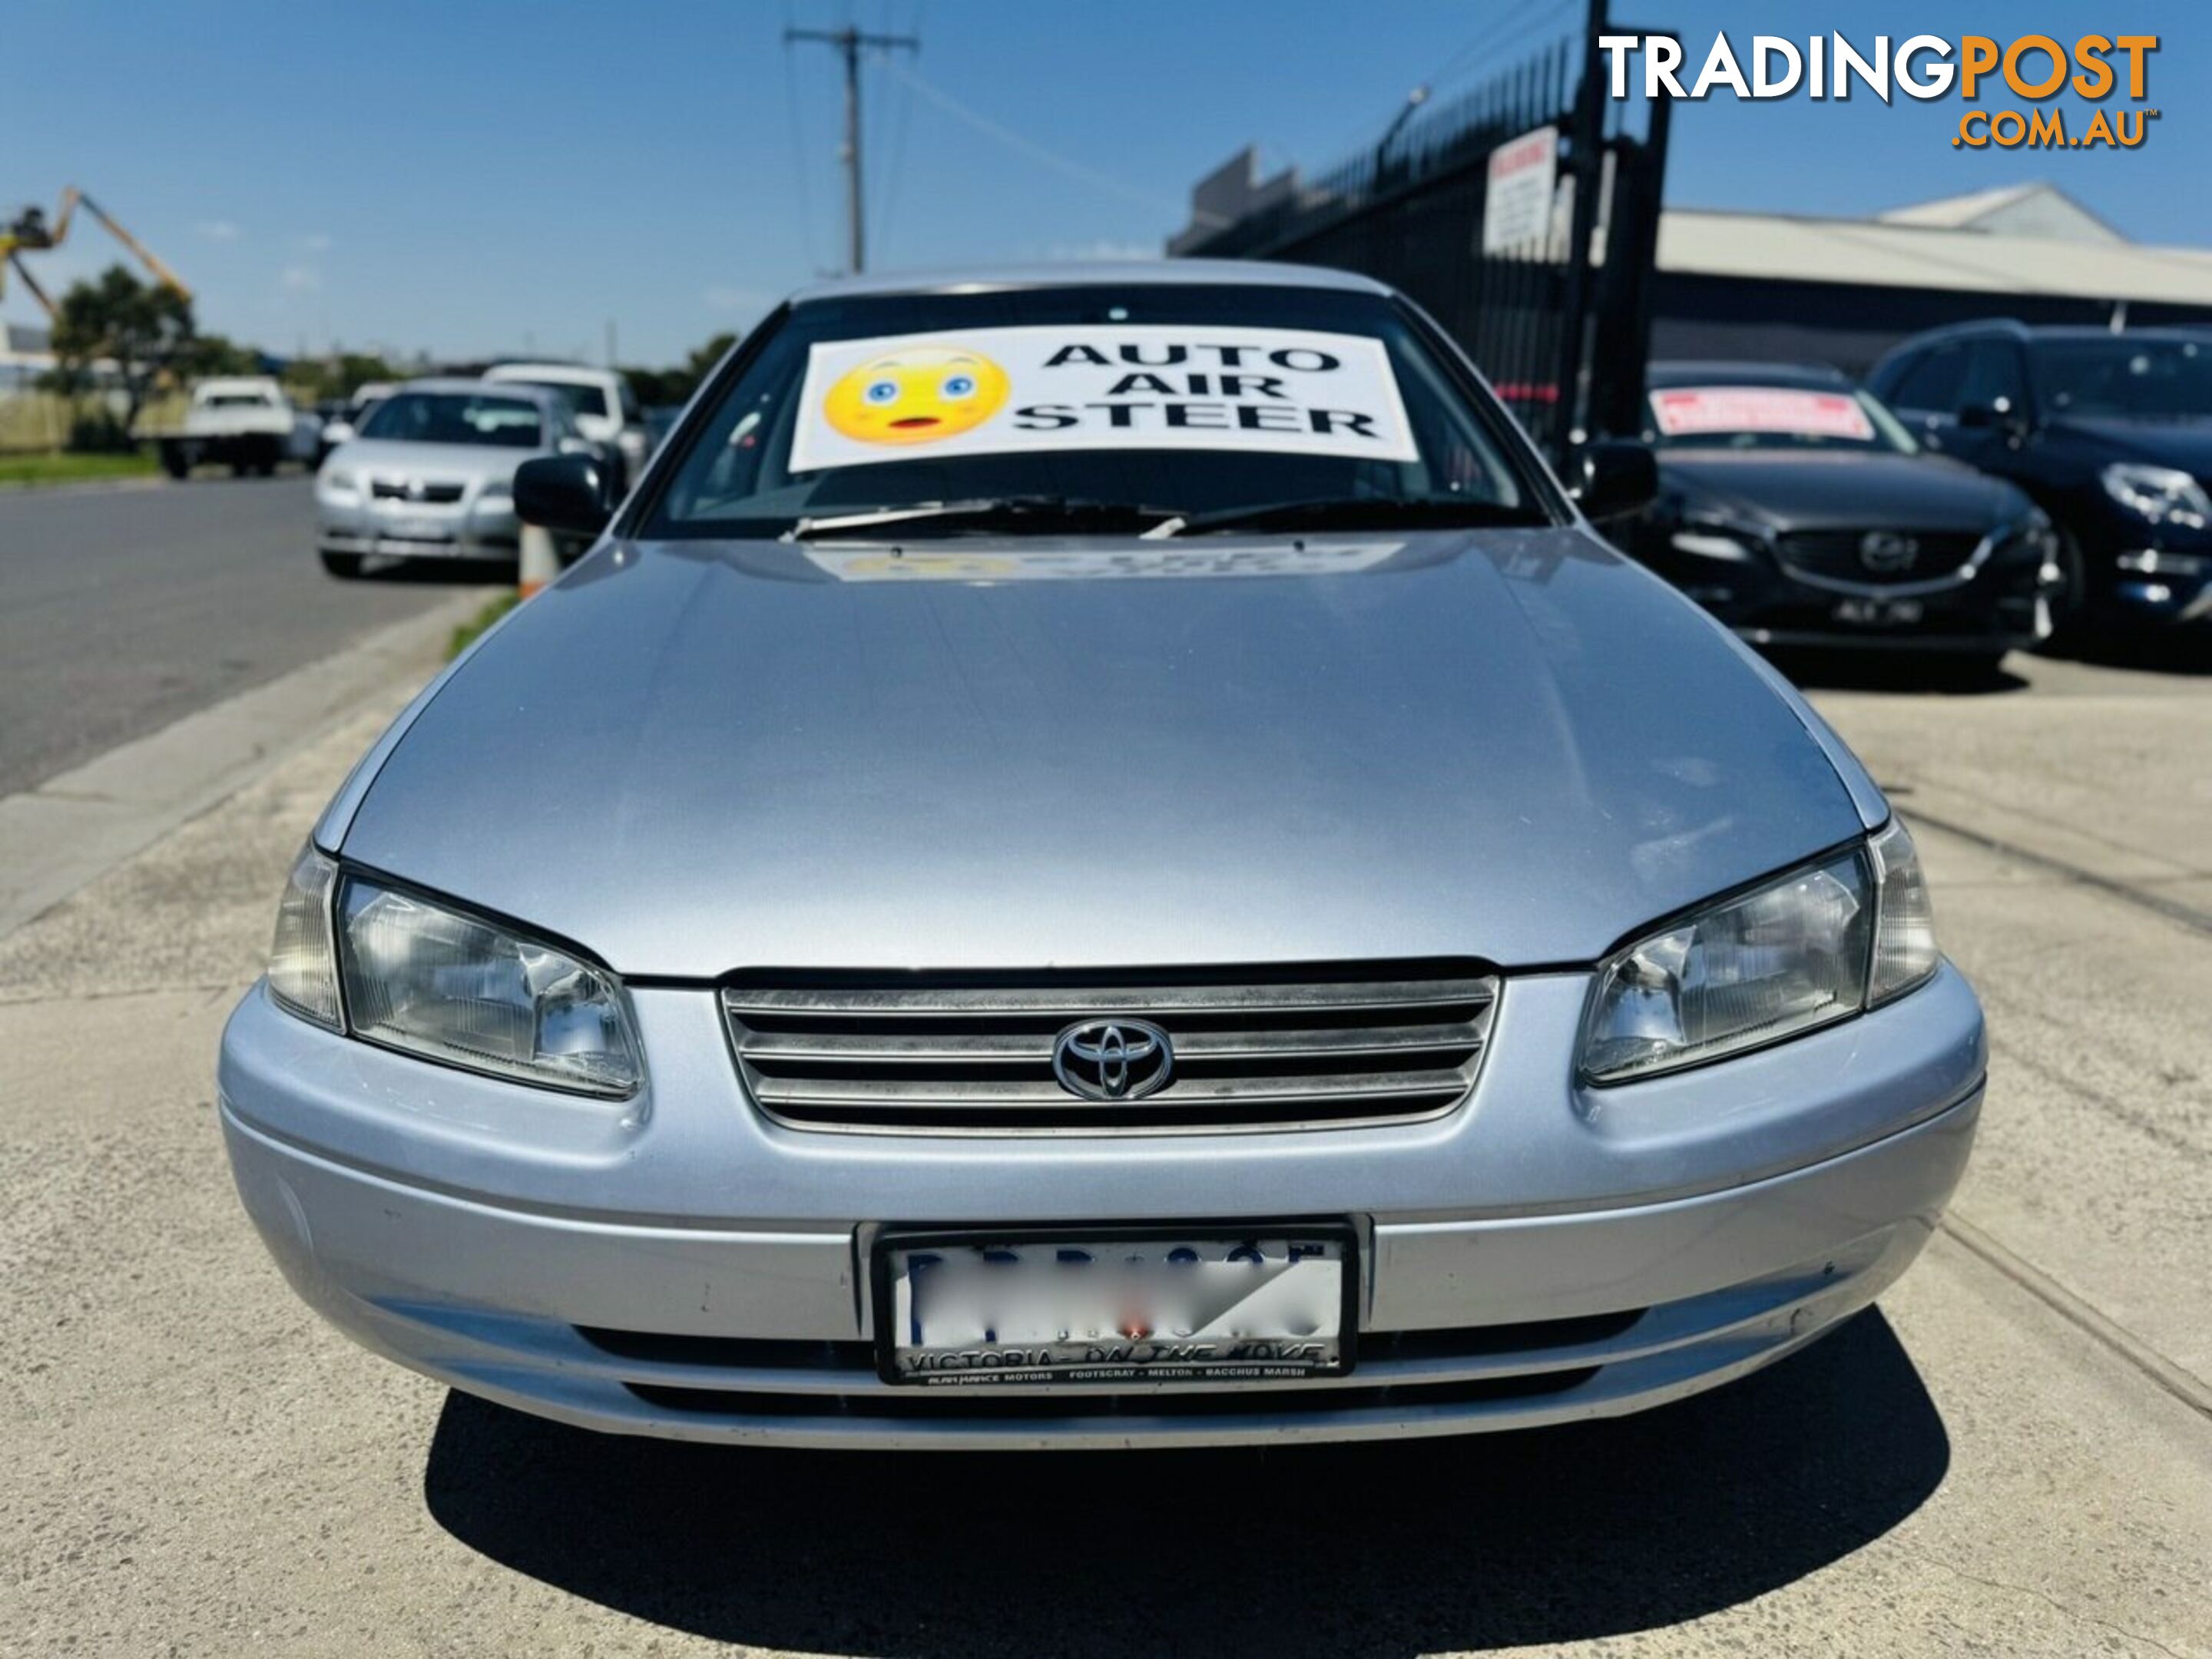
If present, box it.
[220,263,1984,1448]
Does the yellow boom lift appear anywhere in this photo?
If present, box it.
[2,187,191,317]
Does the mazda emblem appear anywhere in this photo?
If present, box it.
[1859,531,1919,572]
[1052,1019,1174,1102]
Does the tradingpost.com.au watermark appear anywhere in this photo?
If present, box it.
[1598,33,2160,149]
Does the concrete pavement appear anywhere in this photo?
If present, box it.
[0,641,2207,1656]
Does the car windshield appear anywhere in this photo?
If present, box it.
[2033,337,2212,419]
[359,392,544,447]
[514,379,609,419]
[1643,384,1916,453]
[643,284,1548,538]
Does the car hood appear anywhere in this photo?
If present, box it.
[339,530,1866,975]
[2045,414,2212,471]
[1657,450,2022,532]
[327,437,541,480]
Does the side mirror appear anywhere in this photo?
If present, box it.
[1574,439,1660,521]
[514,454,612,538]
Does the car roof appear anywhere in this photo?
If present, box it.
[1647,360,1851,390]
[1886,320,2212,352]
[788,259,1396,307]
[484,361,618,385]
[394,376,567,409]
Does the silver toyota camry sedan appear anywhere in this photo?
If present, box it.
[220,263,1985,1449]
[313,379,578,578]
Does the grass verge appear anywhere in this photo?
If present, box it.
[0,449,161,489]
[448,592,521,659]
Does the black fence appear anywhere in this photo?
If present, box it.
[1172,12,1672,468]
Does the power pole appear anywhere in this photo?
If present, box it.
[784,23,919,273]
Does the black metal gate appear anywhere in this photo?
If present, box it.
[1171,6,1672,469]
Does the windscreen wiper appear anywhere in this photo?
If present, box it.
[786,496,1181,540]
[1149,495,1545,538]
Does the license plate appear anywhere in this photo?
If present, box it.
[382,518,449,542]
[1833,596,1926,627]
[873,1224,1357,1386]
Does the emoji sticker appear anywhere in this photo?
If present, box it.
[822,346,1011,445]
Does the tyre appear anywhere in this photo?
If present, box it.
[2038,525,2092,651]
[319,549,366,579]
[160,444,190,480]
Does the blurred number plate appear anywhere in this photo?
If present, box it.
[874,1225,1356,1386]
[1833,596,1925,626]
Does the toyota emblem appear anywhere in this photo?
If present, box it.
[1052,1019,1174,1102]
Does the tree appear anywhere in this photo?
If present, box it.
[618,330,742,409]
[43,264,200,442]
[686,330,739,386]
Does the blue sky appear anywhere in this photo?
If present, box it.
[5,1,2202,364]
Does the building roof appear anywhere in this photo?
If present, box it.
[1658,207,2212,307]
[1875,181,2124,243]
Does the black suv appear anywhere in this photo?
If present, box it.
[1869,322,2212,634]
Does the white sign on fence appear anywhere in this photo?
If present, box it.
[1482,124,1558,255]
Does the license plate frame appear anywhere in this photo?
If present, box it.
[1831,595,1926,628]
[870,1220,1360,1388]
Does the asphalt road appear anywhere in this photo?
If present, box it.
[0,529,2207,1654]
[0,478,488,797]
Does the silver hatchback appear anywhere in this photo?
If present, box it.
[220,263,1984,1448]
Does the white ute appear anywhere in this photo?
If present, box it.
[141,376,321,478]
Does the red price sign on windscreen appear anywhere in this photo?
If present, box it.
[1651,387,1874,441]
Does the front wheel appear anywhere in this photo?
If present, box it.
[160,443,191,479]
[319,549,366,580]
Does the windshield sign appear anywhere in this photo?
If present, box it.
[1651,386,1875,442]
[789,325,1419,472]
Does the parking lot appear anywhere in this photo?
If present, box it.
[1,478,2208,1657]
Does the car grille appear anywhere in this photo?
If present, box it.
[724,963,1498,1134]
[1775,528,1987,588]
[370,478,466,504]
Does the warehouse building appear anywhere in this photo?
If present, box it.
[1172,166,2212,379]
[1652,183,2212,375]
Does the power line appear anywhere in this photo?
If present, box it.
[785,20,921,273]
[871,0,923,263]
[882,59,1181,220]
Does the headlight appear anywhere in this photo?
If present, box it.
[336,877,640,1096]
[261,858,641,1097]
[320,468,357,492]
[267,843,341,1030]
[1579,820,1939,1084]
[1668,515,1767,560]
[2101,462,2210,526]
[476,483,512,507]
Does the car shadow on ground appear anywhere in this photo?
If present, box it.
[1763,646,2031,697]
[422,1309,1945,1657]
[343,555,518,585]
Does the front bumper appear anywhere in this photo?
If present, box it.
[316,490,519,559]
[218,967,1985,1449]
[1641,530,2052,653]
